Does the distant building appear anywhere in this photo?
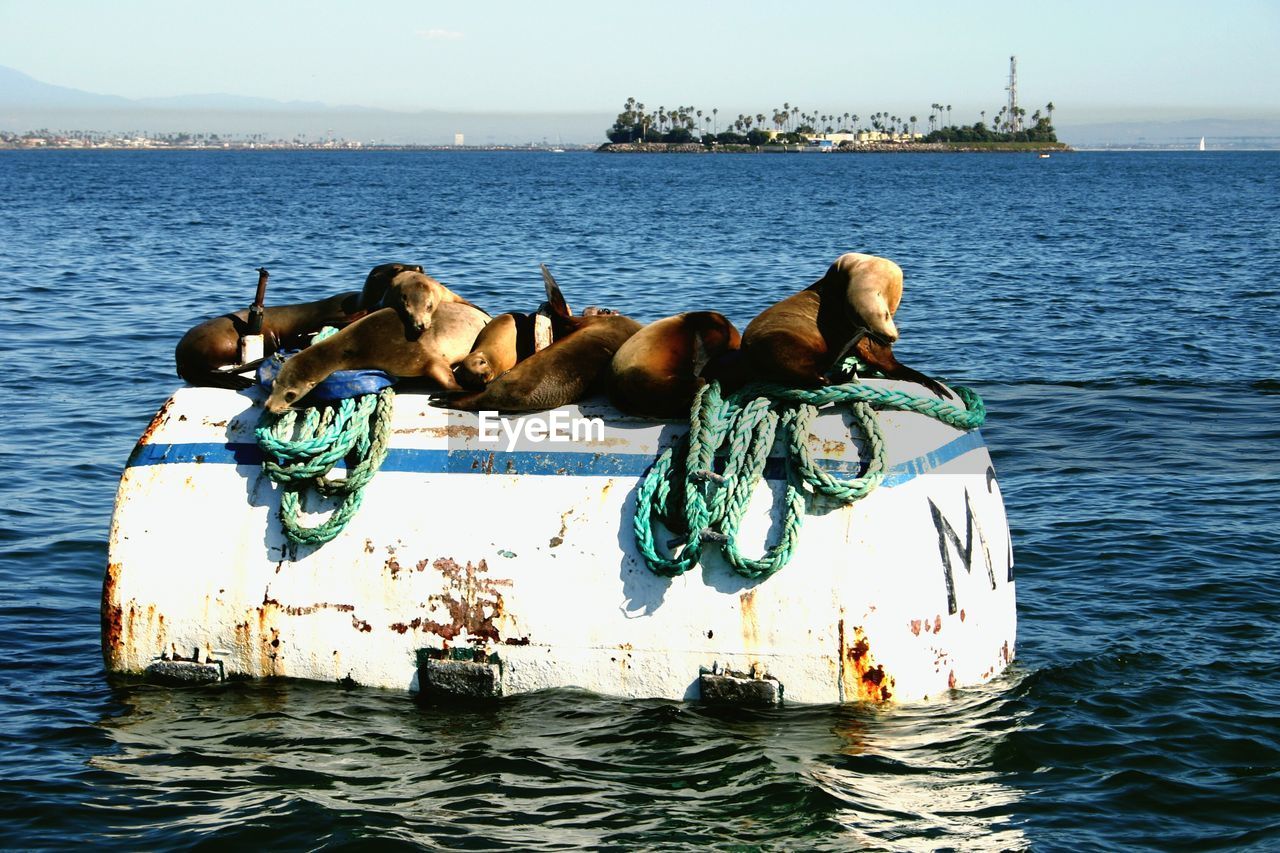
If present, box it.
[454,133,464,146]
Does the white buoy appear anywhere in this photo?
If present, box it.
[104,381,1015,703]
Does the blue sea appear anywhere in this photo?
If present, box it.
[1,148,1278,850]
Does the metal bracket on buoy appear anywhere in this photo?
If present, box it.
[238,266,270,366]
[144,647,226,685]
[532,303,555,353]
[416,648,503,699]
[698,663,783,706]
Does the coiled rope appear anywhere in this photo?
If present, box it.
[254,330,395,547]
[633,380,985,580]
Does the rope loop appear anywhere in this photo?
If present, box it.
[255,385,395,547]
[633,379,985,579]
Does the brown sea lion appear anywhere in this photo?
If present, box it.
[175,289,365,389]
[439,313,643,413]
[264,302,490,413]
[740,252,951,397]
[364,270,483,338]
[455,312,538,390]
[609,312,743,419]
[357,262,424,309]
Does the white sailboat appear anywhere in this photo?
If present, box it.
[1198,136,1206,151]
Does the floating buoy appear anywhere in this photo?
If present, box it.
[103,380,1015,703]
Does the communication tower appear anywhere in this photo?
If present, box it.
[1006,56,1021,133]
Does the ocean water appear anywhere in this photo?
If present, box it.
[1,148,1278,850]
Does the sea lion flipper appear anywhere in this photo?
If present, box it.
[854,335,953,399]
[540,264,572,319]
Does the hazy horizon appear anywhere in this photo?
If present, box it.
[2,0,1278,142]
[4,64,1279,149]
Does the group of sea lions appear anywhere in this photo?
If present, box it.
[173,253,951,420]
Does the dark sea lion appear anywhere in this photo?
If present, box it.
[175,289,365,389]
[609,312,743,419]
[439,314,643,413]
[740,252,951,397]
[455,312,538,390]
[264,302,490,413]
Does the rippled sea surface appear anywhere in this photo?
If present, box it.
[1,149,1278,849]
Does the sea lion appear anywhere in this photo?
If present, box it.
[740,252,951,397]
[439,314,643,413]
[357,262,424,310]
[175,289,365,389]
[455,312,538,390]
[264,302,490,414]
[364,269,483,338]
[609,312,743,419]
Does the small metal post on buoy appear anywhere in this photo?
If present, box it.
[239,267,269,365]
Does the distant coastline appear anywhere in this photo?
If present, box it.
[0,130,592,152]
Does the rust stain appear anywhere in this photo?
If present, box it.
[388,557,509,643]
[838,619,896,702]
[364,539,375,554]
[127,396,175,464]
[503,636,531,646]
[909,619,922,636]
[933,615,943,634]
[739,589,760,649]
[549,508,574,548]
[960,609,966,622]
[100,561,124,659]
[352,615,373,633]
[385,548,403,578]
[261,595,356,617]
[412,424,480,439]
[819,438,846,455]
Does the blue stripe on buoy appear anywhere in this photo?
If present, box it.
[126,430,988,488]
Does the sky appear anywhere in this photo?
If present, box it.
[1,0,1278,124]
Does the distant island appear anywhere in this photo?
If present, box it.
[600,97,1068,153]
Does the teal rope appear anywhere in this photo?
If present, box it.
[634,380,985,580]
[255,327,395,546]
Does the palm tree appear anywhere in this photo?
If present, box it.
[946,104,952,128]
[910,115,917,136]
[712,108,718,134]
[696,109,703,134]
[1046,101,1055,125]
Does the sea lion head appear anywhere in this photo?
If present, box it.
[831,253,903,342]
[386,270,443,339]
[457,351,495,389]
[360,262,424,311]
[264,355,323,414]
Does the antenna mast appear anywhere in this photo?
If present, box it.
[1006,55,1020,133]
